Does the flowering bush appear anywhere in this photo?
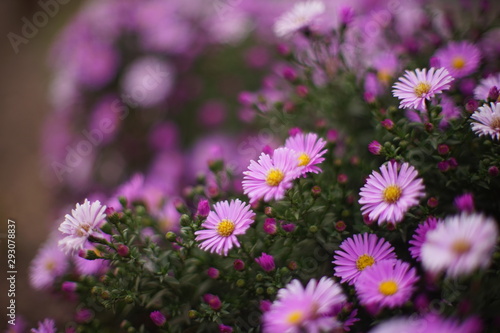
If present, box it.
[28,0,500,332]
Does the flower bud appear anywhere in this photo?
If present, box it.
[165,232,177,242]
[488,86,499,102]
[180,214,191,227]
[255,253,275,272]
[203,294,222,311]
[381,119,394,130]
[196,199,210,218]
[454,193,475,213]
[335,220,346,232]
[117,244,129,257]
[488,166,499,177]
[207,267,220,279]
[296,85,308,98]
[368,141,382,155]
[437,144,449,155]
[233,259,245,271]
[150,311,166,327]
[465,99,479,113]
[311,185,322,198]
[264,206,274,217]
[263,218,277,235]
[219,324,233,333]
[427,197,439,208]
[62,281,78,293]
[288,127,302,137]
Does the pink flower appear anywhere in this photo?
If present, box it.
[333,233,396,285]
[355,260,418,309]
[195,199,255,256]
[433,41,481,78]
[242,148,300,203]
[470,102,500,140]
[30,237,69,290]
[255,253,275,272]
[359,162,425,225]
[474,73,500,101]
[284,132,327,175]
[408,217,440,261]
[392,67,454,110]
[273,1,326,38]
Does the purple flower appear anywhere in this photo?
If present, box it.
[408,217,440,261]
[368,141,382,155]
[474,73,500,101]
[471,102,500,140]
[255,253,275,272]
[284,133,327,175]
[263,277,346,333]
[31,318,56,333]
[359,162,425,225]
[433,41,481,78]
[392,67,454,110]
[30,238,69,290]
[355,260,418,309]
[333,233,396,285]
[196,199,210,218]
[195,199,255,256]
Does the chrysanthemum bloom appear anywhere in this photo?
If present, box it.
[58,199,107,254]
[470,102,500,140]
[195,199,255,256]
[392,67,454,110]
[263,277,346,333]
[255,253,275,272]
[273,1,326,38]
[359,162,425,224]
[242,148,300,203]
[421,213,498,277]
[408,217,440,261]
[355,260,418,309]
[31,318,57,333]
[433,41,481,78]
[284,132,327,175]
[333,233,396,285]
[30,238,69,290]
[474,73,500,101]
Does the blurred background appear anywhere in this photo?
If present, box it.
[0,0,84,328]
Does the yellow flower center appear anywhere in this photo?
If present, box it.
[298,153,311,167]
[286,310,304,325]
[356,254,375,271]
[490,117,500,131]
[76,223,91,237]
[377,69,392,84]
[452,56,466,69]
[414,82,431,97]
[383,185,402,204]
[266,169,285,186]
[451,239,471,254]
[45,260,55,271]
[216,219,235,237]
[379,280,399,296]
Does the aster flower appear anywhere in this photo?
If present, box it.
[263,277,346,333]
[369,314,482,333]
[30,238,69,290]
[58,199,107,254]
[359,162,425,225]
[408,217,440,261]
[421,213,498,277]
[242,148,300,203]
[392,67,454,110]
[195,199,255,256]
[470,102,500,140]
[433,41,481,78]
[255,253,275,272]
[333,233,396,285]
[284,132,327,175]
[474,73,500,101]
[273,1,326,38]
[355,260,418,309]
[31,318,57,333]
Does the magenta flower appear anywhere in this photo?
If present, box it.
[433,41,481,78]
[58,199,107,254]
[31,318,57,333]
[355,260,418,309]
[333,233,396,285]
[392,67,454,110]
[359,162,425,225]
[454,193,475,212]
[471,102,500,140]
[30,238,69,290]
[194,199,255,256]
[284,132,327,175]
[474,73,500,101]
[263,277,346,333]
[255,253,275,272]
[421,213,498,277]
[408,217,440,261]
[242,148,300,203]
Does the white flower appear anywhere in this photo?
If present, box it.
[58,199,107,254]
[471,102,500,140]
[273,1,325,38]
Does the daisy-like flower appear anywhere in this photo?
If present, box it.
[30,238,69,290]
[470,102,500,140]
[433,41,481,78]
[392,67,454,110]
[474,73,500,101]
[284,132,327,175]
[408,217,441,261]
[58,199,107,254]
[242,147,300,203]
[194,199,255,256]
[421,213,498,277]
[369,314,482,333]
[273,1,326,38]
[359,162,425,225]
[31,318,57,333]
[333,233,396,285]
[355,260,418,309]
[263,277,346,333]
